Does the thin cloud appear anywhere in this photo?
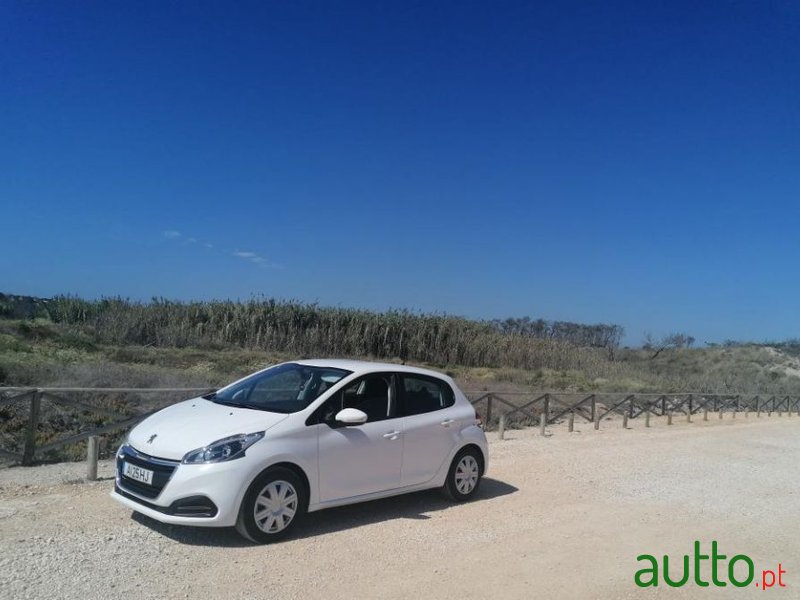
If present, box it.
[163,232,282,269]
[232,250,282,269]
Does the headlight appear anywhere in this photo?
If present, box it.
[181,432,265,464]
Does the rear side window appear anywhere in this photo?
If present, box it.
[401,375,455,416]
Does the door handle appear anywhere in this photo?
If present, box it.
[440,419,454,427]
[383,430,400,439]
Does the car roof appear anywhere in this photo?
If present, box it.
[292,358,452,380]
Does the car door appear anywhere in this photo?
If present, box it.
[315,373,403,502]
[399,373,460,487]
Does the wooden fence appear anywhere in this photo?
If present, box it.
[468,391,800,438]
[1,387,798,477]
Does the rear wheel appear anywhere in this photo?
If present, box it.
[236,467,307,543]
[442,447,483,501]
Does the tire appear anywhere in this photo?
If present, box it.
[235,467,308,544]
[442,447,483,502]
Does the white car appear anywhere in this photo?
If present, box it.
[111,359,488,543]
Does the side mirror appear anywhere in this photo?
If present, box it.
[335,408,368,425]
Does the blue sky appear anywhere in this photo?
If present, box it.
[2,1,799,345]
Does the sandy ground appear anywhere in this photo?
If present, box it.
[1,413,798,599]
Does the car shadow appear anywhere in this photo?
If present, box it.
[130,477,517,547]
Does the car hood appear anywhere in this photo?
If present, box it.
[127,398,289,461]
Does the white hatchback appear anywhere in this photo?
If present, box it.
[111,359,488,543]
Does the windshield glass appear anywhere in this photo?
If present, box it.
[209,363,351,414]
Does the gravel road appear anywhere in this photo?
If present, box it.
[1,415,798,599]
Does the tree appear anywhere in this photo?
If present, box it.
[647,332,695,359]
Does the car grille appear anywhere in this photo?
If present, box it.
[116,445,179,499]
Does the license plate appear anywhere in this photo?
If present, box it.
[123,462,154,485]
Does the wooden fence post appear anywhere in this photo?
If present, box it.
[498,414,506,440]
[591,396,596,424]
[622,412,628,429]
[539,394,549,437]
[568,411,575,433]
[704,408,709,421]
[645,409,650,428]
[718,408,723,420]
[594,406,600,430]
[86,436,99,480]
[485,394,493,430]
[22,390,41,466]
[756,397,761,417]
[661,396,666,415]
[667,411,673,425]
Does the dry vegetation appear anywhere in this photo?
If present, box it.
[39,296,624,372]
[2,294,800,462]
[2,294,800,395]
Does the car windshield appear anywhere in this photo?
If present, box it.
[208,363,351,414]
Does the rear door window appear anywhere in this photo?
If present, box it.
[400,375,455,416]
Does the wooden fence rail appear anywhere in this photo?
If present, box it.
[2,387,799,476]
[0,387,213,467]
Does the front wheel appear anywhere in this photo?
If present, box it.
[442,447,483,501]
[235,467,307,544]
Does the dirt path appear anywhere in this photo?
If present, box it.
[1,415,798,599]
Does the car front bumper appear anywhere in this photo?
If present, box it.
[111,444,254,527]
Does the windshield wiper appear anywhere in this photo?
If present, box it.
[208,396,247,408]
[203,392,243,407]
[204,394,291,413]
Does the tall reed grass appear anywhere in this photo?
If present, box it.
[44,296,619,371]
